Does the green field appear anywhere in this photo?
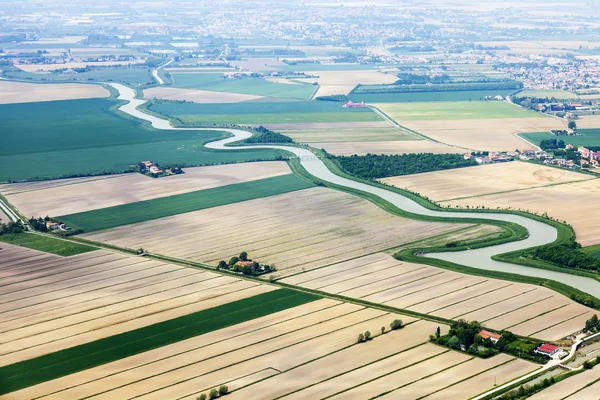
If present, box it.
[351,90,516,103]
[170,74,316,98]
[0,289,320,395]
[0,99,286,181]
[520,130,600,147]
[375,101,542,121]
[0,233,97,256]
[517,89,580,99]
[149,100,381,125]
[3,67,154,87]
[583,244,600,260]
[58,174,314,232]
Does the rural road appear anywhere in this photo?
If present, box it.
[109,82,600,296]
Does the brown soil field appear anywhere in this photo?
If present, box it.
[402,118,565,151]
[426,358,537,400]
[143,87,263,103]
[258,121,391,131]
[0,175,123,196]
[0,243,275,366]
[528,366,600,400]
[296,70,397,96]
[82,187,469,276]
[329,351,471,399]
[314,140,463,155]
[3,161,291,217]
[574,115,600,129]
[447,179,600,246]
[16,60,146,72]
[282,253,596,340]
[565,380,600,399]
[0,81,109,104]
[380,162,589,201]
[0,209,10,224]
[285,126,418,143]
[229,58,286,71]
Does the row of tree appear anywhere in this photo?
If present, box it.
[357,319,403,343]
[585,314,599,332]
[352,80,522,94]
[196,385,228,400]
[529,244,600,272]
[333,153,477,180]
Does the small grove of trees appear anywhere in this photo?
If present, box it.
[245,126,293,144]
[197,385,228,400]
[0,221,24,235]
[539,138,565,151]
[585,314,599,332]
[334,153,477,180]
[530,243,600,273]
[568,120,577,131]
[357,320,403,344]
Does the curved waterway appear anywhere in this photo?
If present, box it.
[111,83,600,296]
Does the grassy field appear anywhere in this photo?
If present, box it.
[0,289,320,395]
[2,67,154,87]
[0,233,96,256]
[170,74,316,99]
[521,130,600,147]
[58,174,314,232]
[0,99,285,181]
[374,101,541,120]
[517,89,580,99]
[285,127,419,142]
[149,100,381,125]
[582,244,600,259]
[351,89,517,103]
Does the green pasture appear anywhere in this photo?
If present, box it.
[3,67,154,87]
[285,127,421,143]
[352,90,516,103]
[517,89,580,99]
[58,174,314,232]
[0,233,96,256]
[583,244,600,260]
[0,289,320,395]
[375,101,543,121]
[0,99,286,181]
[170,73,316,99]
[521,130,600,147]
[149,100,381,125]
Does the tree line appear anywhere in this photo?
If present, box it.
[0,221,24,235]
[245,126,294,144]
[332,153,477,180]
[529,243,600,273]
[352,80,522,94]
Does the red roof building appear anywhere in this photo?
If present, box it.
[478,330,502,344]
[535,344,560,356]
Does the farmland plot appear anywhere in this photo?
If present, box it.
[527,366,600,400]
[143,87,263,103]
[297,70,398,97]
[3,161,292,217]
[0,81,109,104]
[281,253,597,340]
[314,140,462,156]
[82,187,471,276]
[0,244,280,367]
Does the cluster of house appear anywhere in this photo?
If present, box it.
[534,343,568,359]
[343,101,367,108]
[578,146,600,167]
[464,151,515,165]
[45,221,68,231]
[538,103,592,112]
[140,161,164,175]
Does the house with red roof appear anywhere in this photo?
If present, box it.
[535,343,560,357]
[478,330,502,344]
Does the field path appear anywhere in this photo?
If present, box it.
[152,59,173,85]
[108,82,600,296]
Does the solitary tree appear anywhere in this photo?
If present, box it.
[219,385,229,396]
[357,333,364,343]
[229,256,240,266]
[218,260,228,269]
[390,319,403,330]
[197,394,207,400]
[436,326,441,339]
[239,251,248,261]
[381,326,385,335]
[209,388,219,399]
[364,331,371,341]
[568,120,577,131]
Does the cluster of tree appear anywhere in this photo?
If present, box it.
[529,244,600,272]
[217,252,276,276]
[389,45,436,52]
[394,73,450,85]
[473,44,510,51]
[245,126,293,144]
[315,94,350,102]
[497,376,557,400]
[352,80,522,94]
[197,385,228,400]
[334,153,477,180]
[0,221,24,235]
[540,138,566,151]
[357,319,403,343]
[571,293,600,310]
[28,216,51,232]
[431,320,546,362]
[585,314,599,332]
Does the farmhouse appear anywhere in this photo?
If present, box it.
[343,101,367,108]
[534,343,560,357]
[478,330,502,344]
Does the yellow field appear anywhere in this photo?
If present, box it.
[1,161,291,217]
[380,162,589,201]
[82,187,470,276]
[143,87,263,103]
[401,118,565,151]
[285,127,417,143]
[16,60,146,72]
[575,114,600,129]
[528,366,600,400]
[281,253,596,340]
[0,81,109,104]
[257,121,391,131]
[298,70,398,96]
[314,140,463,155]
[21,36,87,44]
[0,243,274,367]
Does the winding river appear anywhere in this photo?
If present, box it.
[111,83,600,296]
